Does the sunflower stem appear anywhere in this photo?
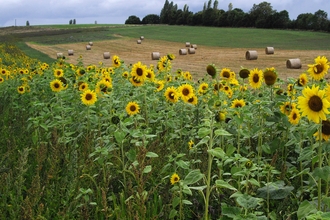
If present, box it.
[317,124,323,211]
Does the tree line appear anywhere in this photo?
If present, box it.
[125,0,330,32]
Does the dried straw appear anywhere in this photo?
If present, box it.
[151,52,160,60]
[245,50,258,60]
[286,58,302,69]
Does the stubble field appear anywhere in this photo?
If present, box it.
[26,35,329,80]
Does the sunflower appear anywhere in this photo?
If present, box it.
[198,82,209,94]
[17,86,25,94]
[96,79,112,95]
[186,94,198,105]
[188,140,194,149]
[146,69,155,82]
[297,73,308,87]
[220,68,233,80]
[231,99,246,108]
[170,173,180,185]
[50,79,64,92]
[215,111,226,122]
[54,69,64,78]
[314,120,330,141]
[131,61,147,82]
[78,82,89,91]
[125,101,140,116]
[183,71,192,80]
[130,76,144,87]
[206,64,217,78]
[164,86,179,103]
[157,56,168,72]
[297,85,330,123]
[167,53,175,60]
[0,76,4,83]
[155,80,165,92]
[112,55,121,68]
[239,68,250,79]
[178,83,194,100]
[249,68,263,89]
[287,83,296,96]
[76,68,86,77]
[307,56,329,81]
[280,102,297,115]
[122,71,129,78]
[263,67,277,86]
[81,89,97,106]
[288,108,300,125]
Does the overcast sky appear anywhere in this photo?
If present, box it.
[0,0,329,27]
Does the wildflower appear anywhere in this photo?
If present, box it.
[314,120,330,141]
[249,68,263,89]
[170,173,180,185]
[307,56,329,81]
[206,64,217,78]
[263,67,277,86]
[50,79,64,92]
[164,86,179,103]
[288,108,300,125]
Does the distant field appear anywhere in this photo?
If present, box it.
[3,25,330,79]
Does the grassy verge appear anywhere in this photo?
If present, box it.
[15,41,56,63]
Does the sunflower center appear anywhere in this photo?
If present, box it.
[182,88,190,96]
[188,97,194,102]
[19,87,24,91]
[253,74,260,83]
[174,177,178,182]
[223,71,230,78]
[86,94,93,101]
[130,105,136,111]
[235,104,242,108]
[136,68,143,76]
[315,64,323,74]
[322,121,330,135]
[169,92,174,98]
[54,83,60,88]
[308,95,323,112]
[292,112,297,120]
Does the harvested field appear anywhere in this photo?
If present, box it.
[26,36,330,80]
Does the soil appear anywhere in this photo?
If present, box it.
[25,35,329,81]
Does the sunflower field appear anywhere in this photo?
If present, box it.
[1,41,330,220]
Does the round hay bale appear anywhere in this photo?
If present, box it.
[286,58,302,69]
[185,42,190,47]
[265,47,274,54]
[191,44,197,49]
[103,52,110,59]
[89,42,93,46]
[245,50,258,60]
[56,53,63,59]
[188,48,195,54]
[86,45,91,50]
[137,39,142,44]
[68,50,74,56]
[179,49,187,55]
[140,36,144,40]
[151,52,160,60]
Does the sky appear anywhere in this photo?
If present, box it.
[0,0,329,27]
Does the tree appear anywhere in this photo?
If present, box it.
[142,14,160,24]
[160,0,178,24]
[228,3,233,12]
[270,10,290,29]
[249,1,275,28]
[295,13,314,30]
[26,21,30,26]
[73,19,76,25]
[313,10,328,31]
[125,15,141,24]
[69,19,72,25]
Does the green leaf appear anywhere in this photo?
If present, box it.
[172,196,180,208]
[208,147,225,159]
[114,130,126,144]
[198,127,211,138]
[39,123,48,131]
[215,180,237,191]
[143,165,152,174]
[313,166,330,182]
[169,209,178,219]
[146,152,159,158]
[182,185,192,195]
[189,185,207,191]
[236,194,260,209]
[256,181,294,200]
[297,200,317,220]
[195,136,210,147]
[221,203,241,218]
[176,160,190,169]
[182,199,192,205]
[183,169,204,185]
[214,128,232,136]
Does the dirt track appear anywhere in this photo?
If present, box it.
[26,36,330,80]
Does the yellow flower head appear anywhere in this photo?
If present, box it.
[249,68,264,89]
[50,79,64,92]
[231,99,246,108]
[297,85,330,124]
[81,89,97,106]
[170,173,180,185]
[307,56,329,81]
[164,86,179,103]
[125,101,140,116]
[314,120,330,141]
[288,108,300,125]
[54,69,64,78]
